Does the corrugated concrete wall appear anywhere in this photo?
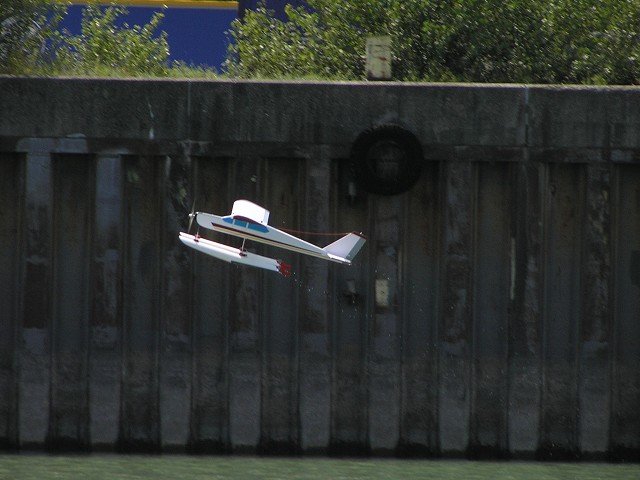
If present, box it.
[0,77,639,459]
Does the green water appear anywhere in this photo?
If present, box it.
[0,455,638,480]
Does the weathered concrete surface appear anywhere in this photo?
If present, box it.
[0,77,639,460]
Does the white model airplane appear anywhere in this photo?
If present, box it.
[178,199,366,277]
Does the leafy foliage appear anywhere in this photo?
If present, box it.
[0,0,65,74]
[1,1,171,77]
[53,4,170,77]
[5,0,640,83]
[226,0,392,79]
[226,0,640,84]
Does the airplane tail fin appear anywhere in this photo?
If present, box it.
[322,232,366,264]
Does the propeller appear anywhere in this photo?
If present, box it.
[187,199,196,233]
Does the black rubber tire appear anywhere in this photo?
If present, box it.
[350,124,424,195]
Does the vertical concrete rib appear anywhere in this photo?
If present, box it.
[48,154,93,450]
[259,157,301,454]
[0,154,23,449]
[119,156,161,452]
[19,151,52,448]
[90,154,123,450]
[368,194,403,454]
[578,164,612,457]
[438,161,474,455]
[539,163,584,459]
[610,165,640,460]
[189,156,231,453]
[508,163,543,457]
[227,154,262,453]
[298,149,331,454]
[159,154,193,451]
[469,163,511,457]
[329,159,370,455]
[398,162,440,456]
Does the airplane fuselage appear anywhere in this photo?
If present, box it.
[196,212,339,262]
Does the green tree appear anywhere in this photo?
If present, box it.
[225,0,392,79]
[0,0,65,74]
[1,1,171,77]
[545,0,640,84]
[225,0,640,84]
[53,4,170,77]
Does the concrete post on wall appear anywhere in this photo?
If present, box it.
[366,36,392,81]
[437,161,473,456]
[189,154,232,453]
[298,146,332,453]
[90,153,123,450]
[20,145,54,450]
[507,163,543,457]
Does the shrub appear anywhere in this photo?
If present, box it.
[226,0,640,84]
[0,0,65,74]
[53,4,170,77]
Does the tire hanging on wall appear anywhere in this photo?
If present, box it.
[350,124,424,195]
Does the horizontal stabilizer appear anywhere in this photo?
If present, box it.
[322,232,366,264]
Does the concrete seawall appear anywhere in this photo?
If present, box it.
[0,77,638,459]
